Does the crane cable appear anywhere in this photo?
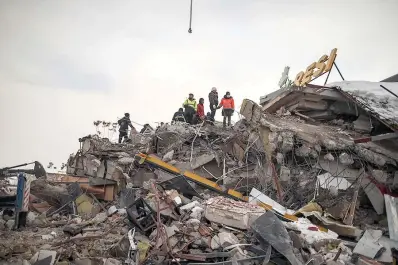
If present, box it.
[188,0,193,33]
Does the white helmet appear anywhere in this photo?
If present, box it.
[211,87,217,92]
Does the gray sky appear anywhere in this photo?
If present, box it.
[0,0,397,167]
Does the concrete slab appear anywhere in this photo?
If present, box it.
[204,196,265,230]
[317,172,351,190]
[384,194,398,241]
[353,230,384,259]
[360,177,384,215]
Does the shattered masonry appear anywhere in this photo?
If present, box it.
[1,81,398,265]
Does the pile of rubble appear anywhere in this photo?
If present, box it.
[1,83,398,265]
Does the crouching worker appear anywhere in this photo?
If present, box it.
[172,108,186,123]
[183,93,197,124]
[196,98,205,123]
[218,91,235,128]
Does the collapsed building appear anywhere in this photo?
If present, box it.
[1,78,398,265]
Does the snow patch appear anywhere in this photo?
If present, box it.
[328,81,398,126]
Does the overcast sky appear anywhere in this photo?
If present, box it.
[0,0,397,168]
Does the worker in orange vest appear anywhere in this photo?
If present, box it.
[217,91,235,128]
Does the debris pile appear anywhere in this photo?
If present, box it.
[1,82,398,265]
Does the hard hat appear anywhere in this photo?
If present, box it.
[212,87,217,92]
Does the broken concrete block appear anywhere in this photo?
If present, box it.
[384,194,398,241]
[190,153,216,169]
[180,201,201,212]
[353,114,372,133]
[338,152,354,165]
[276,153,284,164]
[280,166,291,182]
[281,132,294,153]
[190,206,204,220]
[210,235,221,249]
[353,230,384,259]
[354,146,388,167]
[92,212,107,224]
[324,153,335,161]
[204,196,265,230]
[117,156,135,165]
[30,250,57,265]
[162,150,174,162]
[296,144,318,158]
[186,219,201,230]
[360,177,384,215]
[218,232,239,248]
[371,169,388,184]
[317,172,350,190]
[5,219,15,230]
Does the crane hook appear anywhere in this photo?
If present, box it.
[188,0,193,33]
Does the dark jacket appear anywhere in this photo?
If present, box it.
[172,110,185,122]
[118,117,132,132]
[208,91,218,106]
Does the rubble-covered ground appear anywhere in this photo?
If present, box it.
[1,98,398,265]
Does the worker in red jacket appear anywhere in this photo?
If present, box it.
[196,98,205,121]
[217,91,235,128]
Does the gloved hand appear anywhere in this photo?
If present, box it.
[213,105,216,109]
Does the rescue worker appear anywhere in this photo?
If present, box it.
[183,93,197,124]
[140,124,152,134]
[172,108,186,123]
[208,87,218,120]
[217,91,235,128]
[206,112,214,122]
[196,98,205,121]
[118,113,136,143]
